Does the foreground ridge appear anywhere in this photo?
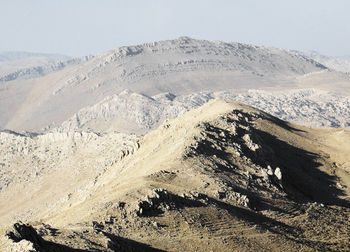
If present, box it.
[1,100,349,251]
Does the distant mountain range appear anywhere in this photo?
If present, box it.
[1,44,348,83]
[0,51,70,62]
[0,51,93,82]
[1,37,350,134]
[297,50,350,73]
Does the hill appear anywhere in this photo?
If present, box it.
[1,100,349,251]
[4,37,350,133]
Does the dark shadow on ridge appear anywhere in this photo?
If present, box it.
[205,196,340,251]
[252,127,349,208]
[6,222,164,252]
[103,232,166,252]
[187,111,349,208]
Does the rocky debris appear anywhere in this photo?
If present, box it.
[35,223,59,237]
[6,222,43,251]
[103,233,164,252]
[274,167,282,180]
[136,189,175,217]
[53,90,165,134]
[215,190,250,208]
[135,189,204,217]
[224,89,350,128]
[3,221,163,252]
[148,170,177,182]
[242,133,260,151]
[267,165,274,176]
[118,202,126,210]
[336,182,347,189]
[1,239,37,252]
[262,166,282,182]
[92,221,105,233]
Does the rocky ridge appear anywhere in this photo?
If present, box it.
[1,100,349,251]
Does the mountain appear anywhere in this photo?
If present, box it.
[0,51,70,76]
[0,51,70,63]
[5,36,350,134]
[1,100,349,251]
[297,50,350,73]
[0,51,93,82]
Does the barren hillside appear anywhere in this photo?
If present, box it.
[4,37,350,133]
[1,100,349,251]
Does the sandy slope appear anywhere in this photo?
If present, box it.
[1,100,349,251]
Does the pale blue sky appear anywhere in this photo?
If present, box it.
[1,0,349,57]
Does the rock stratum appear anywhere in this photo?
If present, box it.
[2,37,350,134]
[1,100,349,251]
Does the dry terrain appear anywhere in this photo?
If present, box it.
[1,100,349,251]
[3,37,350,133]
[1,38,350,251]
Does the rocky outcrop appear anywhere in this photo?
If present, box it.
[52,88,350,135]
[6,222,43,251]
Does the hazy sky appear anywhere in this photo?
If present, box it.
[1,0,350,57]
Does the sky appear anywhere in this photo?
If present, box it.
[1,0,350,57]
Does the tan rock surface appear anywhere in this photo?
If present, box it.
[1,100,349,251]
